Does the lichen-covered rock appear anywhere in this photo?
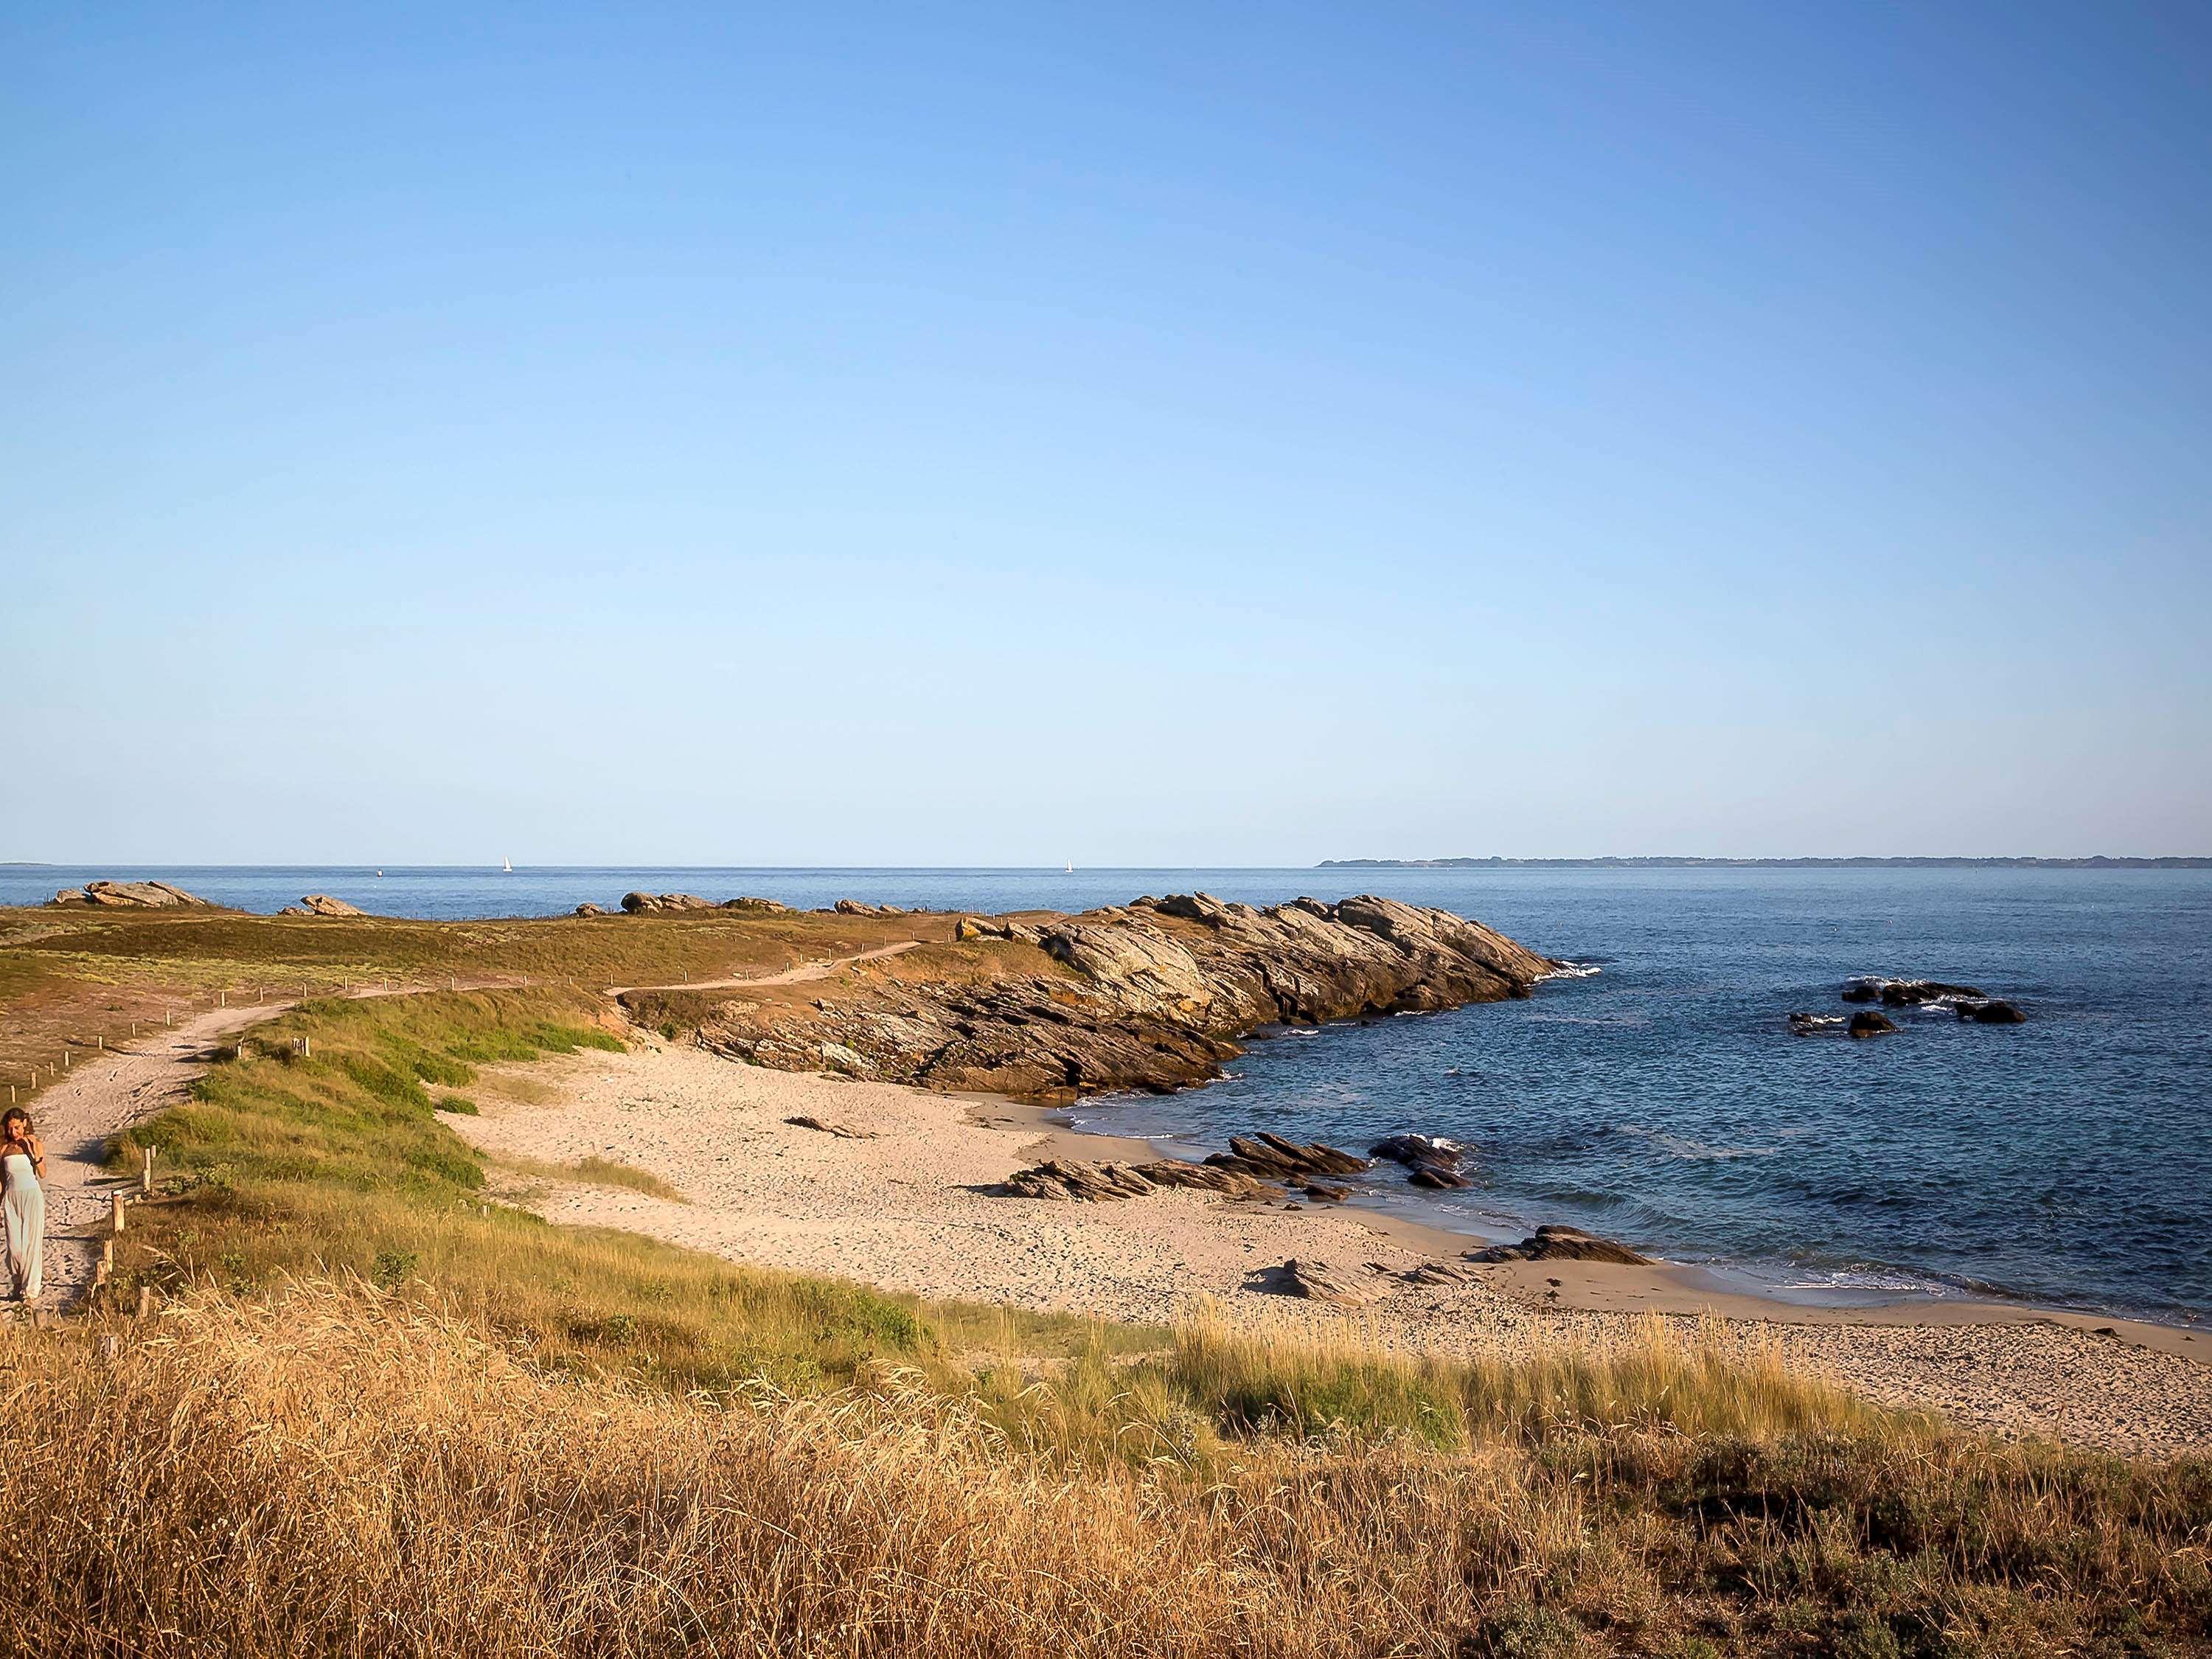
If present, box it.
[622,892,715,914]
[55,880,210,908]
[299,894,364,917]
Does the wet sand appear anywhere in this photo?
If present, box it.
[445,1037,2212,1458]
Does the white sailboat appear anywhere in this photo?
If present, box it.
[501,857,514,873]
[1064,858,1074,874]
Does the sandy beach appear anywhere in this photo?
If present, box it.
[448,1035,2212,1458]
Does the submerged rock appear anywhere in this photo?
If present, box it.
[1466,1225,1651,1266]
[1958,998,2028,1024]
[1846,1010,1899,1038]
[1788,1012,1848,1036]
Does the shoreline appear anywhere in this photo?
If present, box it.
[446,1034,2212,1456]
[984,1093,2208,1363]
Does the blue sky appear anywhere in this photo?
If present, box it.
[6,2,2208,863]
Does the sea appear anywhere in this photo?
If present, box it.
[7,863,2207,1325]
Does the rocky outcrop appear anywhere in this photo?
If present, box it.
[296,894,364,917]
[1250,1259,1392,1306]
[688,894,1550,1099]
[1004,1158,1281,1203]
[834,900,906,917]
[574,902,608,917]
[622,892,717,914]
[1203,1133,1370,1182]
[52,880,210,908]
[722,897,787,912]
[1847,1010,1898,1038]
[1467,1225,1650,1266]
[1958,998,2027,1024]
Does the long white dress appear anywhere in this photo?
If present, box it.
[2,1152,41,1302]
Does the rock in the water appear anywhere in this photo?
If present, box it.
[574,902,608,917]
[1407,1164,1472,1190]
[1369,1133,1463,1168]
[1251,1258,1390,1306]
[1958,998,2027,1024]
[1843,976,1986,1006]
[299,894,364,917]
[1846,1010,1898,1038]
[1299,1181,1350,1203]
[1203,1132,1371,1181]
[1788,1012,1847,1036]
[1466,1225,1651,1266]
[55,880,210,909]
[622,892,715,914]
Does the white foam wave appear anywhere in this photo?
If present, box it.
[1541,961,1603,980]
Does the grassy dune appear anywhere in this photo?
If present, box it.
[4,930,2208,1652]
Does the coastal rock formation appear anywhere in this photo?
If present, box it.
[1843,977,1988,1006]
[1788,1012,1848,1036]
[1958,998,2027,1024]
[785,1115,878,1139]
[51,880,210,909]
[1847,1010,1899,1038]
[834,900,906,917]
[574,903,608,917]
[1369,1132,1472,1187]
[1467,1225,1651,1266]
[722,897,787,912]
[297,894,364,918]
[621,892,716,914]
[681,893,1552,1098]
[1251,1258,1391,1306]
[1004,1158,1280,1203]
[1203,1133,1370,1181]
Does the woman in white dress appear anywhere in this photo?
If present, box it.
[1,1107,45,1304]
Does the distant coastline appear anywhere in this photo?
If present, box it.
[1318,855,2212,869]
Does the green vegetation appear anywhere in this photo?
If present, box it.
[4,939,2202,1654]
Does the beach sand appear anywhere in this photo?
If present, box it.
[447,1037,2212,1458]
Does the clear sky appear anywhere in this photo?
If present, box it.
[6,2,2208,865]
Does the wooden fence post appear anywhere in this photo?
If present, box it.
[143,1145,156,1193]
[138,1285,154,1319]
[113,1192,126,1235]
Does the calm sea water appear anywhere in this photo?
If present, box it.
[8,864,2207,1322]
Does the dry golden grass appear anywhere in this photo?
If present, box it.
[494,1150,692,1203]
[4,1284,2207,1658]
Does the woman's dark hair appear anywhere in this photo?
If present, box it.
[1,1107,27,1133]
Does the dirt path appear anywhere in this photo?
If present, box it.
[18,1005,268,1310]
[604,939,922,997]
[17,943,925,1310]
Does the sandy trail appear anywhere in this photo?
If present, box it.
[604,939,922,996]
[17,1005,268,1310]
[449,1039,2212,1458]
[18,943,922,1310]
